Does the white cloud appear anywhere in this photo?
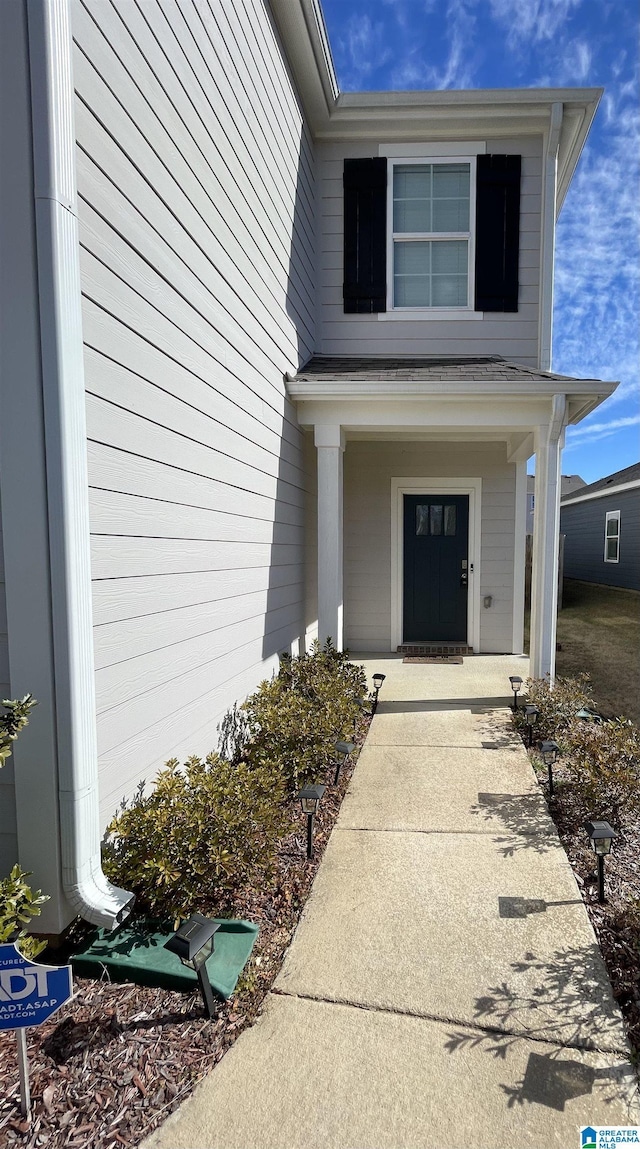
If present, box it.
[488,0,582,49]
[565,414,640,449]
[334,14,393,89]
[391,0,478,90]
[553,76,640,410]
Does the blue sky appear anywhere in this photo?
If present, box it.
[321,0,639,484]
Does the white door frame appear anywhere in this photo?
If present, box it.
[390,477,482,652]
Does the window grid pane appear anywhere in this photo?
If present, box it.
[430,505,443,535]
[394,240,468,308]
[444,505,457,536]
[393,163,469,235]
[416,505,429,535]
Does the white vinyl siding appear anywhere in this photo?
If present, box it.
[341,442,516,652]
[72,0,315,822]
[318,137,542,362]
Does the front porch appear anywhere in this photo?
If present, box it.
[288,356,615,681]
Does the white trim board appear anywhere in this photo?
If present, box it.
[390,478,482,652]
[561,479,640,506]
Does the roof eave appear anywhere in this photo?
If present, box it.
[270,1,601,213]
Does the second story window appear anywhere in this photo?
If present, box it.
[390,160,474,310]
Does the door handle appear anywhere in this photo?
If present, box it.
[460,559,468,588]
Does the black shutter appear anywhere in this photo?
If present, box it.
[343,158,387,313]
[475,154,521,312]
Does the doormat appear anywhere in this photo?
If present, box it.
[403,656,463,664]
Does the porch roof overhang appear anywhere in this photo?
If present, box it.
[286,357,617,459]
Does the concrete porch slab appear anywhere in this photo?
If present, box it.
[144,993,639,1149]
[337,743,557,837]
[275,829,628,1053]
[354,653,531,703]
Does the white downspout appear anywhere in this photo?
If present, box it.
[27,0,133,928]
[539,101,563,372]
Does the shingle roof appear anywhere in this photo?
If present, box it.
[561,462,640,502]
[291,355,601,385]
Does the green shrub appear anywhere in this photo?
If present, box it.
[514,674,595,744]
[242,641,367,789]
[0,694,36,769]
[0,865,49,959]
[516,676,640,828]
[102,754,291,918]
[560,718,640,825]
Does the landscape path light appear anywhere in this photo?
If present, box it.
[524,704,540,748]
[372,673,386,714]
[333,741,356,786]
[298,784,326,859]
[354,697,371,731]
[584,820,617,903]
[538,739,560,797]
[509,676,523,710]
[164,913,221,1018]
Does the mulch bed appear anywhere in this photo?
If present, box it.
[0,726,367,1149]
[527,754,640,1067]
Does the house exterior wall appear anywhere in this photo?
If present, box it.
[317,137,542,364]
[331,441,516,652]
[72,0,315,823]
[561,488,640,590]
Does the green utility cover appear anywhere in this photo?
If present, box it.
[71,918,258,999]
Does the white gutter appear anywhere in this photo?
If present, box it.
[539,101,563,372]
[27,0,133,929]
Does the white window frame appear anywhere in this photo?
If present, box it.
[385,155,480,319]
[604,510,621,563]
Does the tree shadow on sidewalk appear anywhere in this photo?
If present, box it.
[443,944,635,1111]
[471,791,557,856]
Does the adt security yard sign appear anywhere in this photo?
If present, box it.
[0,942,72,1030]
[0,942,73,1120]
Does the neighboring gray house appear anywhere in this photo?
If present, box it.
[526,472,585,534]
[560,463,640,590]
[0,0,616,934]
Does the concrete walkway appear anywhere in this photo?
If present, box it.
[145,655,639,1149]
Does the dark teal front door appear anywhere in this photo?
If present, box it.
[403,494,469,642]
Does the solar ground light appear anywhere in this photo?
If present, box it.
[298,784,326,859]
[164,913,221,1018]
[372,673,386,713]
[538,739,560,797]
[524,704,540,747]
[509,675,523,710]
[584,820,617,903]
[334,740,356,786]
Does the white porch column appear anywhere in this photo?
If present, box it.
[315,425,345,649]
[530,395,566,681]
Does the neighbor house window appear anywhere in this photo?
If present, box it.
[390,159,474,310]
[604,510,620,563]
